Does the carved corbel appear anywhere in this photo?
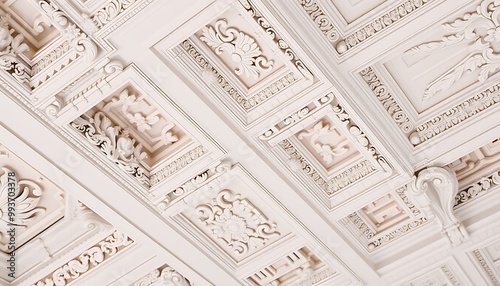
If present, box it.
[408,166,469,246]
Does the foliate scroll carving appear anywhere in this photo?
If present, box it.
[200,19,273,79]
[196,189,280,255]
[102,89,178,145]
[298,0,339,42]
[406,0,500,100]
[240,0,312,78]
[0,13,31,84]
[409,167,469,246]
[454,171,500,207]
[157,162,231,212]
[298,121,350,164]
[368,217,427,250]
[331,103,392,172]
[181,40,296,112]
[280,139,376,195]
[39,0,97,61]
[359,67,413,133]
[441,265,462,286]
[32,230,133,286]
[70,112,150,187]
[0,167,44,242]
[133,264,193,286]
[335,0,433,54]
[92,0,139,28]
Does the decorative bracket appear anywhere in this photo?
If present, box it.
[408,167,469,246]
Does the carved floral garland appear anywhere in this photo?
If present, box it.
[70,112,150,187]
[200,19,274,79]
[196,189,280,255]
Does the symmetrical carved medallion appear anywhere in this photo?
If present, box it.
[196,189,280,256]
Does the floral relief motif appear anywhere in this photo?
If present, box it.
[196,189,280,255]
[298,120,350,164]
[32,230,133,286]
[0,168,44,241]
[70,112,150,187]
[103,89,179,145]
[133,264,193,286]
[200,19,274,79]
[406,0,500,100]
[0,13,30,83]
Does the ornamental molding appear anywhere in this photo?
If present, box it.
[70,111,151,187]
[297,0,434,54]
[92,0,139,29]
[247,246,336,286]
[473,249,500,286]
[406,0,500,100]
[368,217,427,250]
[133,264,193,286]
[297,0,339,43]
[454,170,500,208]
[409,167,469,246]
[156,161,231,213]
[441,264,462,286]
[32,230,133,286]
[359,67,413,134]
[297,120,350,164]
[0,12,31,85]
[0,167,44,246]
[181,39,297,112]
[279,139,376,195]
[360,66,500,146]
[39,0,97,62]
[200,19,274,80]
[195,189,280,256]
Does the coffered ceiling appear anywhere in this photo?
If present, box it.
[0,0,499,285]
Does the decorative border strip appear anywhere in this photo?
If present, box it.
[415,83,500,144]
[395,186,421,215]
[347,212,375,239]
[297,0,339,43]
[32,230,133,286]
[454,171,500,208]
[279,139,376,195]
[295,268,336,286]
[441,265,461,286]
[180,40,297,112]
[473,249,500,286]
[150,145,207,187]
[368,217,427,250]
[359,67,413,133]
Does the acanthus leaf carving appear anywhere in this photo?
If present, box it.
[408,167,469,246]
[92,0,139,29]
[0,13,31,84]
[0,167,45,242]
[406,0,500,100]
[196,189,280,255]
[133,264,193,286]
[200,19,274,79]
[70,112,150,187]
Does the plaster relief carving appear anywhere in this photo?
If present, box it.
[409,167,469,246]
[70,112,150,187]
[0,167,44,243]
[133,264,193,286]
[200,19,274,80]
[406,0,500,100]
[196,189,280,255]
[0,12,30,84]
[32,230,133,286]
[473,247,500,286]
[297,120,351,165]
[247,246,336,286]
[298,0,339,43]
[343,188,427,252]
[92,0,139,28]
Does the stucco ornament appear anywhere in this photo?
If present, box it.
[200,19,273,79]
[406,0,500,100]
